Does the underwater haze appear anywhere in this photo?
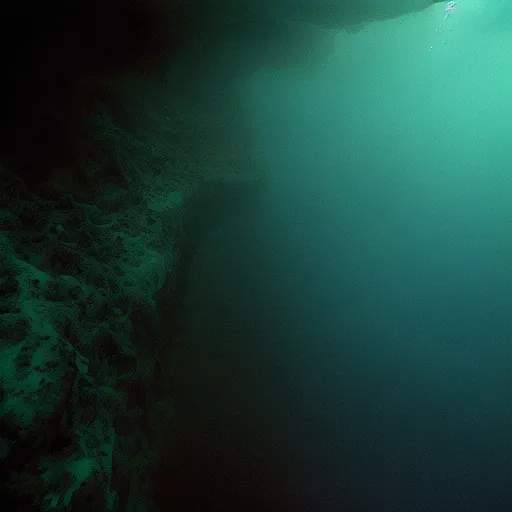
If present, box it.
[166,2,512,510]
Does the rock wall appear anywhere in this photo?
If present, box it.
[0,74,263,510]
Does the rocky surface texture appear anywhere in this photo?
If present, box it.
[0,0,264,508]
[0,68,262,510]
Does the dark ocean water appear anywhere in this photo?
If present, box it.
[163,8,512,511]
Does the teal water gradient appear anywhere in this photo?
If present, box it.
[167,5,512,510]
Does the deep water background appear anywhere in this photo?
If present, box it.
[163,3,512,510]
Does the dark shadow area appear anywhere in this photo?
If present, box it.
[0,0,189,187]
